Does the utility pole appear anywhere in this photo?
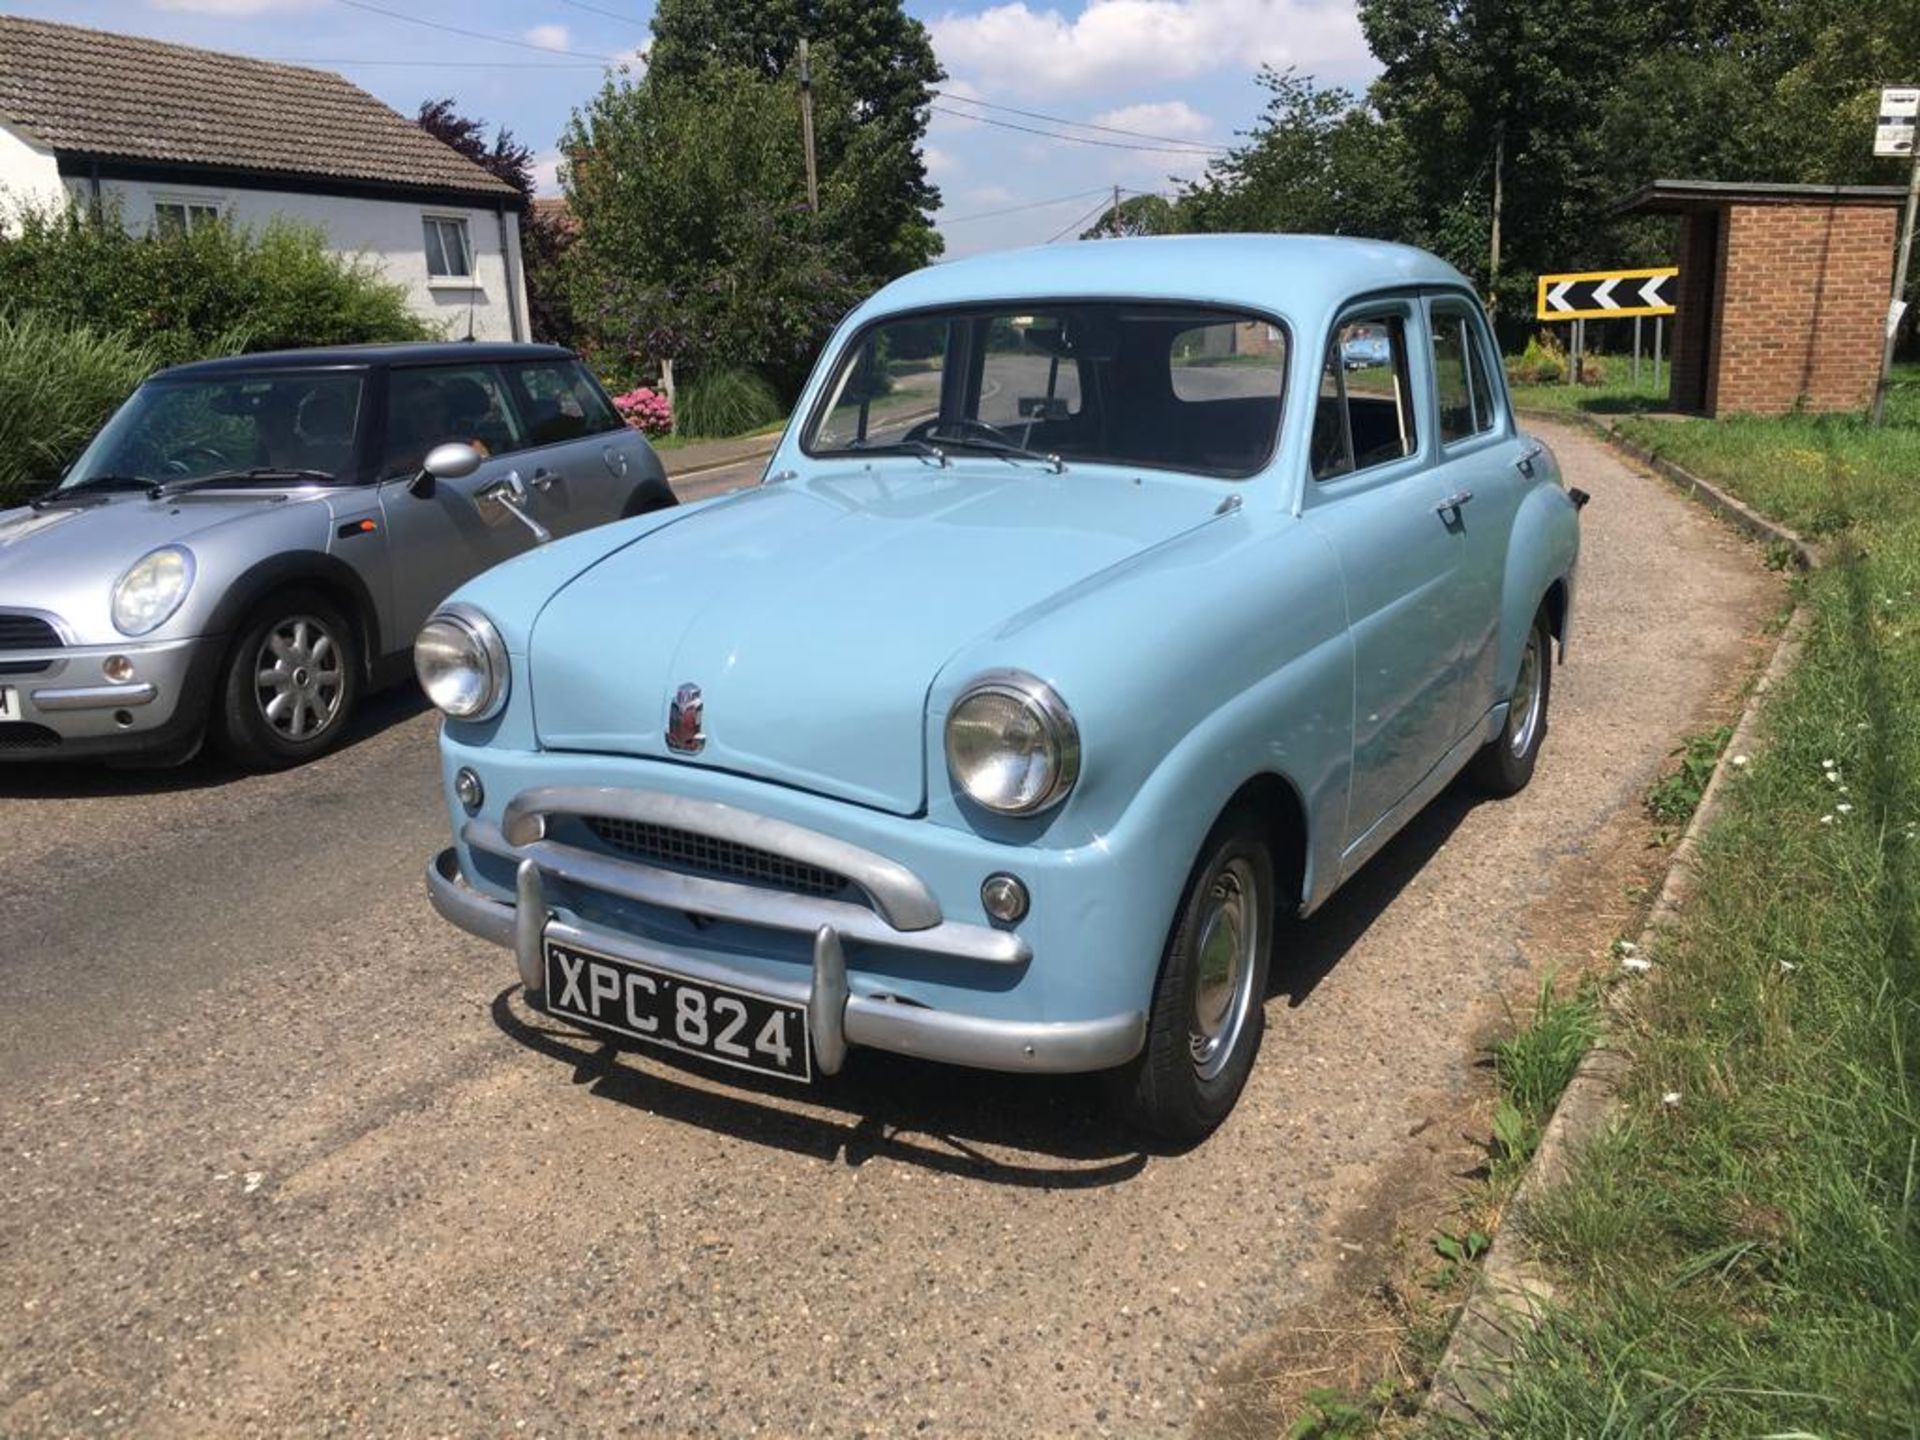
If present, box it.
[1871,134,1919,425]
[797,38,820,215]
[1488,118,1504,314]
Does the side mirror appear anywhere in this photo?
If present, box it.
[411,441,484,497]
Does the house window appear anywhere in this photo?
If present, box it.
[154,201,220,235]
[423,216,473,279]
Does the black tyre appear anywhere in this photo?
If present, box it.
[1468,606,1552,797]
[1113,806,1275,1144]
[216,591,360,770]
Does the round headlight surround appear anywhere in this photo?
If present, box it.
[944,669,1081,816]
[415,602,509,721]
[110,545,196,637]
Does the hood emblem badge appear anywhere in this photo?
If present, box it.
[666,683,706,754]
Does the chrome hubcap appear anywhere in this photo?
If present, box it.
[1507,631,1544,759]
[1189,857,1259,1081]
[255,615,344,741]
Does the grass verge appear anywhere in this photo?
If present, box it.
[1452,374,1920,1434]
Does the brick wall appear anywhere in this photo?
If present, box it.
[1713,202,1896,416]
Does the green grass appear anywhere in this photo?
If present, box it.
[1646,725,1734,834]
[1508,369,1673,418]
[1451,365,1920,1436]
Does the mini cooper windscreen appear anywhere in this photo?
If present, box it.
[804,304,1288,479]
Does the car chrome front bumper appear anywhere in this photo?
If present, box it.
[427,843,1147,1077]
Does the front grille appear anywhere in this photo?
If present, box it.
[583,816,850,899]
[0,722,60,751]
[0,613,60,651]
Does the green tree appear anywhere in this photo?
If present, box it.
[1080,193,1180,239]
[562,63,866,395]
[646,0,942,279]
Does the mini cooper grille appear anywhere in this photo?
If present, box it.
[0,614,60,651]
[0,722,60,751]
[583,817,850,899]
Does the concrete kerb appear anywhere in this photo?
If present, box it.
[1425,412,1818,1423]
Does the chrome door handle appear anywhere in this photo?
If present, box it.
[1516,442,1545,477]
[530,467,556,492]
[1435,490,1474,516]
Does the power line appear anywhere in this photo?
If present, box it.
[1048,196,1121,243]
[930,105,1223,158]
[556,0,651,27]
[328,0,621,61]
[941,187,1113,224]
[932,91,1228,155]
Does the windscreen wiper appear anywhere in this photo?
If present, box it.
[150,467,336,498]
[922,429,1065,473]
[848,438,949,467]
[29,474,150,509]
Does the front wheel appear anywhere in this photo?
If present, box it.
[216,592,360,770]
[1112,807,1274,1144]
[1468,607,1553,796]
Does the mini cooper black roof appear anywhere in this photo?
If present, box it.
[156,341,576,380]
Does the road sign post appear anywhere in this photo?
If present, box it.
[1872,86,1919,426]
[1538,266,1678,389]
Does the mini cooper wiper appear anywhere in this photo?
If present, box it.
[150,467,336,497]
[922,429,1065,474]
[847,438,949,467]
[30,474,150,508]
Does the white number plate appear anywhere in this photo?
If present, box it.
[0,687,17,721]
[544,938,811,1082]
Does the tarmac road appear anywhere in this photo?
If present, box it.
[0,421,1776,1437]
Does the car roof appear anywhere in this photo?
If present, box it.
[154,341,576,380]
[858,234,1477,319]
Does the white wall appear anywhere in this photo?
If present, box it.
[0,122,66,219]
[93,174,532,342]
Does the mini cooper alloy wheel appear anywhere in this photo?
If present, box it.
[253,615,346,741]
[1188,856,1261,1081]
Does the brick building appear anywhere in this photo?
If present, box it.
[1617,180,1905,417]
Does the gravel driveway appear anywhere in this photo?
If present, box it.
[0,419,1776,1436]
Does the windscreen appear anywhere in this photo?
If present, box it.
[61,372,366,489]
[803,303,1287,479]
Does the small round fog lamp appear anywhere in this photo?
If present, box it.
[980,872,1030,924]
[454,767,485,813]
[102,655,135,684]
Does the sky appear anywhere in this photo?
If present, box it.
[0,0,1379,257]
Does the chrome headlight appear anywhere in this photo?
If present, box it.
[111,545,195,636]
[415,603,508,721]
[944,670,1080,815]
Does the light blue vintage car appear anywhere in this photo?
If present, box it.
[421,236,1582,1140]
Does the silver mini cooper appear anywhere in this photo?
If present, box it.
[0,342,672,768]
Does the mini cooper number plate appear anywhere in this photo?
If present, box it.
[544,938,812,1082]
[0,687,16,720]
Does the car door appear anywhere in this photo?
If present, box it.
[375,360,556,645]
[499,356,642,535]
[1302,300,1472,853]
[1424,293,1527,737]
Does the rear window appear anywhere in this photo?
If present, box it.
[505,360,624,446]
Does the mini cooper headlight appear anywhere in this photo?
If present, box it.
[110,545,195,636]
[945,670,1080,815]
[415,603,508,721]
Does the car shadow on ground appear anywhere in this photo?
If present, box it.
[0,685,430,800]
[486,781,1488,1183]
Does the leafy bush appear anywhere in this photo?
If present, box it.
[0,312,157,504]
[1507,331,1567,385]
[675,366,783,438]
[0,203,431,366]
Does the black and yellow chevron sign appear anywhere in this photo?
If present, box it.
[1536,267,1678,321]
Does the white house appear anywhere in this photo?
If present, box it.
[0,15,531,342]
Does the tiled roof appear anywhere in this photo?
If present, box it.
[0,15,519,200]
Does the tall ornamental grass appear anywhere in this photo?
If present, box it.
[0,313,157,504]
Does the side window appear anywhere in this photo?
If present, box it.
[506,360,623,446]
[1312,314,1417,481]
[1430,309,1476,443]
[1463,315,1503,434]
[381,365,524,478]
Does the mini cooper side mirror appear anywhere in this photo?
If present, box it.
[412,441,484,498]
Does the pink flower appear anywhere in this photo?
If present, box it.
[610,384,672,437]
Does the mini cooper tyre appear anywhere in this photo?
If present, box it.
[1115,805,1274,1143]
[1469,605,1553,797]
[217,590,360,770]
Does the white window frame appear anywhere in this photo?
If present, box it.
[422,213,477,285]
[152,194,223,235]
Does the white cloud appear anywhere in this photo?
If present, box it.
[1091,100,1213,138]
[524,23,571,51]
[929,0,1369,94]
[531,150,563,196]
[923,145,961,179]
